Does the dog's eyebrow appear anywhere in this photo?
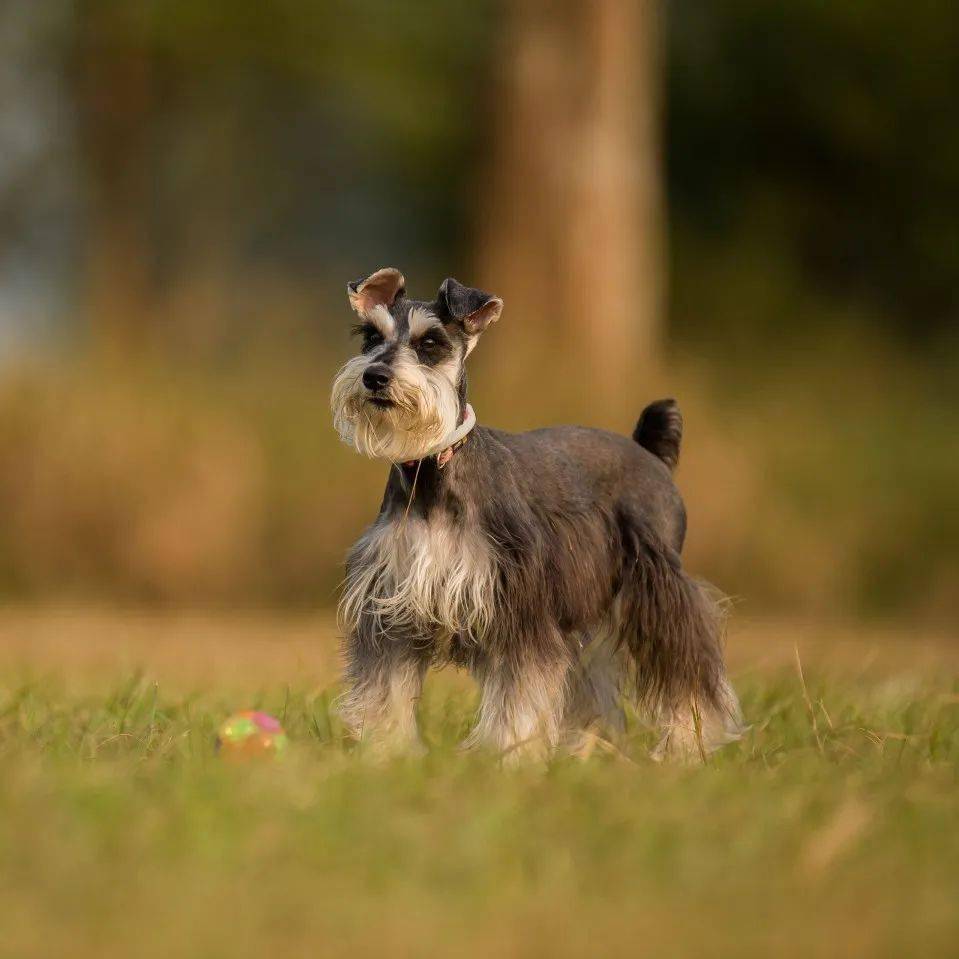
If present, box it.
[412,323,449,344]
[408,306,438,338]
[365,304,395,339]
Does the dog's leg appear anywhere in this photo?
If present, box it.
[339,629,430,757]
[564,629,627,754]
[617,523,743,762]
[464,641,571,763]
[651,675,742,762]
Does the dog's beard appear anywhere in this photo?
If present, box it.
[331,349,460,462]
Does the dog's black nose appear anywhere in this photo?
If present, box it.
[362,363,392,392]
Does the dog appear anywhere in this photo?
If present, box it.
[331,267,742,761]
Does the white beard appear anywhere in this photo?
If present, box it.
[330,347,461,463]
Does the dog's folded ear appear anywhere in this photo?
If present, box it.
[438,277,503,335]
[348,268,406,316]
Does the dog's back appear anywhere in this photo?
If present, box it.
[447,403,739,759]
[474,398,688,555]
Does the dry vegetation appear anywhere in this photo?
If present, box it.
[0,346,955,621]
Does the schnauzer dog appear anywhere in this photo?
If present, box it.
[331,267,742,761]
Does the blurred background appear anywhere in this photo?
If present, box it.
[0,0,956,626]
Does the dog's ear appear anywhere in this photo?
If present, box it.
[438,277,503,336]
[348,268,406,316]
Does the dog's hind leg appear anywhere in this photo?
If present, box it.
[650,675,742,762]
[563,625,628,754]
[339,626,430,757]
[618,524,743,761]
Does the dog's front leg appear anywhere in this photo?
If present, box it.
[339,626,430,757]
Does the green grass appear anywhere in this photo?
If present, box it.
[1,670,957,958]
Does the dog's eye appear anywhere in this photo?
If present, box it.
[414,328,448,363]
[352,324,383,352]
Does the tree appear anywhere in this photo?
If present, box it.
[478,0,663,410]
[74,0,155,355]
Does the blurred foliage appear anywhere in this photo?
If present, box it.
[0,0,956,618]
[0,349,955,620]
[86,0,497,297]
[3,0,958,345]
[667,0,959,347]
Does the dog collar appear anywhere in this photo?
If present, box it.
[401,403,476,470]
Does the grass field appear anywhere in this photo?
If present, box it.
[0,610,957,958]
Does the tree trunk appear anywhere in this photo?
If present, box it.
[477,0,663,416]
[74,0,154,356]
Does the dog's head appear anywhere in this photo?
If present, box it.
[331,268,502,462]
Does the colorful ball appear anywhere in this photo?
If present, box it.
[216,710,289,760]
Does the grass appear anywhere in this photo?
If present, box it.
[0,614,957,958]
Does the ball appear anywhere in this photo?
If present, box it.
[216,710,289,760]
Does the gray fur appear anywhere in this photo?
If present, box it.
[333,270,742,761]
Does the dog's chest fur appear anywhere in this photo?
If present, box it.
[341,510,496,646]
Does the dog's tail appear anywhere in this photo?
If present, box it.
[633,398,682,471]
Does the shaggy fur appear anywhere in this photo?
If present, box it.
[332,268,742,761]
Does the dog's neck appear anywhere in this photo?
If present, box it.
[386,417,484,519]
[396,369,473,470]
[400,403,475,468]
[384,369,476,511]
